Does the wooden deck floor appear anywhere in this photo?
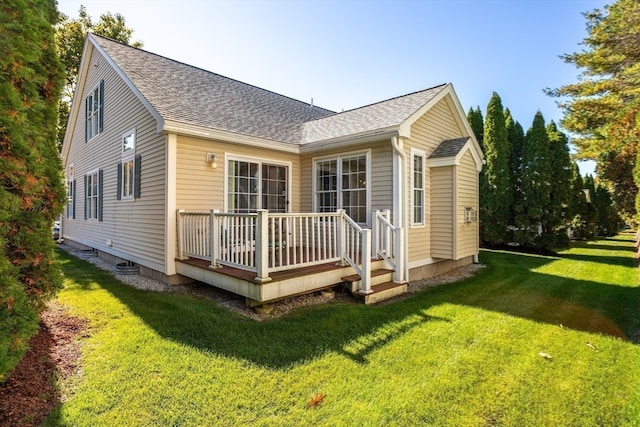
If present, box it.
[177,257,346,284]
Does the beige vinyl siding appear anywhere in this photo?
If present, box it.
[429,166,454,259]
[456,151,479,258]
[62,47,167,272]
[176,136,301,213]
[406,95,465,262]
[300,140,392,217]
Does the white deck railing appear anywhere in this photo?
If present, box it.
[178,210,379,289]
[372,209,404,283]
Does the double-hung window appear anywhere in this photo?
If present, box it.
[411,149,425,226]
[85,80,104,141]
[117,130,141,200]
[314,152,369,224]
[66,164,75,219]
[85,169,101,220]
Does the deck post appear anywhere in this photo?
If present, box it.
[358,228,373,295]
[394,227,405,283]
[372,210,379,259]
[336,209,347,266]
[209,209,220,269]
[176,209,186,260]
[254,209,271,282]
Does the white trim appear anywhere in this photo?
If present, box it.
[85,81,103,142]
[410,148,426,227]
[164,120,299,154]
[165,134,178,275]
[88,34,165,133]
[223,153,293,213]
[300,128,399,153]
[311,149,372,226]
[121,128,136,155]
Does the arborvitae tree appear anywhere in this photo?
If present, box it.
[479,93,511,245]
[466,106,484,148]
[547,121,573,245]
[505,109,524,227]
[515,112,553,249]
[0,0,65,380]
[594,183,621,236]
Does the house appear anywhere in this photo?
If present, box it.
[61,34,484,305]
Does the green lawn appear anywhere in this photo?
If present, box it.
[47,235,640,426]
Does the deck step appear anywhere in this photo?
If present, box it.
[342,269,394,292]
[357,281,408,305]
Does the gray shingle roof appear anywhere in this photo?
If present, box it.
[92,34,447,145]
[429,137,471,159]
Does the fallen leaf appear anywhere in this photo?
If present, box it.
[585,342,597,350]
[538,352,552,360]
[307,393,326,408]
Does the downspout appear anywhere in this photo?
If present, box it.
[391,136,409,282]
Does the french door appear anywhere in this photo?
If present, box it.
[227,159,288,213]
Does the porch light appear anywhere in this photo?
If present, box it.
[206,153,217,168]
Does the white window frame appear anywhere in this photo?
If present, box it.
[312,150,371,225]
[121,129,136,201]
[86,169,100,221]
[66,164,74,219]
[464,207,477,223]
[223,154,292,213]
[86,83,102,140]
[410,149,426,227]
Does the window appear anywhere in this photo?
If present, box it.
[464,207,477,223]
[226,158,289,213]
[314,152,369,223]
[411,150,425,225]
[118,130,139,200]
[66,165,75,219]
[85,80,104,141]
[85,169,101,221]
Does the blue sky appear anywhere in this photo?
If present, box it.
[58,0,607,174]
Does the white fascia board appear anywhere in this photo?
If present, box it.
[163,121,300,153]
[89,34,165,133]
[61,37,94,165]
[397,84,452,138]
[299,128,399,154]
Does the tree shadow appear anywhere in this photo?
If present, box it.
[54,235,640,375]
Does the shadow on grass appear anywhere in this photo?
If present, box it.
[54,235,640,371]
[55,250,450,369]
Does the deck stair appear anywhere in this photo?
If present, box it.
[341,268,408,304]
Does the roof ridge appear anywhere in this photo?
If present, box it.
[89,33,336,115]
[303,83,448,124]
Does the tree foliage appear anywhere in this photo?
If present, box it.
[505,109,524,225]
[0,0,65,381]
[54,5,141,148]
[547,121,573,230]
[466,106,484,148]
[479,93,510,245]
[546,0,640,223]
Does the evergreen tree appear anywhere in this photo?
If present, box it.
[0,0,65,380]
[515,112,553,249]
[594,184,621,236]
[547,121,573,245]
[479,93,511,245]
[505,109,524,227]
[466,106,484,148]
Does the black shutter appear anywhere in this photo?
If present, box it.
[116,163,122,200]
[98,169,103,222]
[134,155,141,199]
[98,80,104,133]
[72,179,76,219]
[84,175,88,220]
[85,97,89,142]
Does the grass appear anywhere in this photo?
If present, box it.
[46,234,640,426]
